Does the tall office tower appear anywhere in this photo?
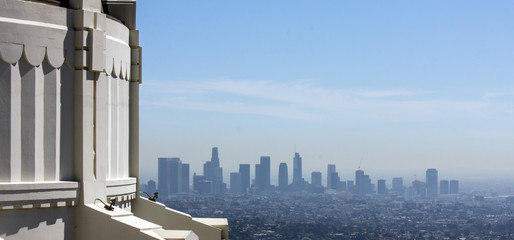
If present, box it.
[440,180,449,194]
[212,147,219,164]
[168,158,182,194]
[330,172,340,189]
[392,177,404,194]
[239,164,250,193]
[260,156,271,191]
[411,180,427,199]
[311,172,322,187]
[293,152,303,183]
[278,163,288,192]
[450,180,459,194]
[158,158,170,197]
[230,172,243,194]
[204,147,223,182]
[363,174,372,194]
[355,169,365,195]
[255,163,261,191]
[377,179,387,195]
[426,168,438,200]
[200,147,225,193]
[327,164,336,188]
[158,157,183,196]
[182,163,190,192]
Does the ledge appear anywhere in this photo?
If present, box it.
[0,181,79,210]
[106,177,137,202]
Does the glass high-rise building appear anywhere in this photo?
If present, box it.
[255,156,271,191]
[440,180,449,194]
[239,164,250,193]
[327,164,336,189]
[426,168,438,200]
[158,157,183,197]
[355,169,365,195]
[311,171,322,187]
[392,177,404,194]
[293,152,302,183]
[377,179,387,194]
[450,180,459,194]
[182,163,190,192]
[230,172,243,194]
[279,163,288,192]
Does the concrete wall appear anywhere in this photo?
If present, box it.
[0,208,74,240]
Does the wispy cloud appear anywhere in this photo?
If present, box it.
[141,79,514,122]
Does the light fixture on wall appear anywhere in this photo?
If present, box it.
[95,198,117,211]
[142,192,158,201]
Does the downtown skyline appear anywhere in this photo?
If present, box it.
[137,1,514,183]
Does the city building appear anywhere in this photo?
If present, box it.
[440,180,449,195]
[392,177,404,195]
[310,171,323,193]
[278,162,288,192]
[311,172,322,187]
[293,152,303,183]
[182,163,190,192]
[0,0,228,239]
[327,164,336,189]
[195,147,226,194]
[355,169,372,195]
[158,158,188,196]
[230,172,243,194]
[254,156,270,192]
[329,172,340,190]
[450,180,459,194]
[239,164,250,193]
[426,168,438,200]
[377,179,387,195]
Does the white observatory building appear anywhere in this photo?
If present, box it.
[0,0,228,239]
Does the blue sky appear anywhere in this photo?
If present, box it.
[137,1,514,184]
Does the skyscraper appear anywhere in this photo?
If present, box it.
[158,158,170,197]
[279,163,288,192]
[255,163,261,191]
[426,168,438,200]
[204,147,223,182]
[293,152,303,183]
[182,163,190,192]
[239,164,250,193]
[355,169,365,195]
[392,177,404,194]
[256,156,271,191]
[330,172,340,190]
[377,179,387,195]
[168,158,182,194]
[450,180,459,194]
[311,172,322,187]
[440,180,449,194]
[158,157,183,197]
[200,147,225,193]
[230,172,243,194]
[327,164,336,189]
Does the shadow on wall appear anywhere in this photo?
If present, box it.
[0,208,74,239]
